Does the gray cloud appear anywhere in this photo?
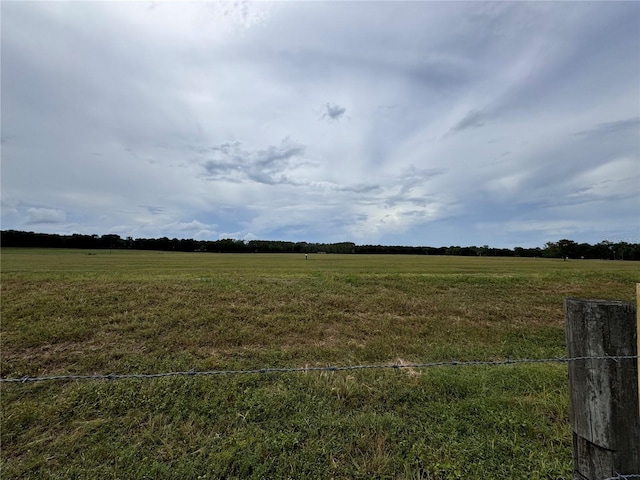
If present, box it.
[26,208,66,225]
[450,109,490,134]
[574,117,640,138]
[323,103,346,121]
[141,206,165,215]
[336,183,382,194]
[384,167,446,207]
[202,138,306,185]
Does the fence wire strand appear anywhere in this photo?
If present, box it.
[1,355,637,384]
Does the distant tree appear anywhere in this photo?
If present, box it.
[100,234,123,249]
[558,239,579,258]
[446,246,461,256]
[543,241,560,258]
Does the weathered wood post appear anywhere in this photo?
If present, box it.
[564,296,640,480]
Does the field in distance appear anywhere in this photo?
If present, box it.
[2,248,638,479]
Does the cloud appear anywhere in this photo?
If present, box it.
[170,220,216,232]
[160,220,218,239]
[482,219,594,237]
[574,117,640,138]
[323,103,346,121]
[1,1,637,248]
[201,138,307,185]
[26,208,66,224]
[335,183,382,194]
[141,205,165,215]
[449,109,490,134]
[1,199,19,217]
[565,157,639,203]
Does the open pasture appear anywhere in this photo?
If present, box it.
[1,249,638,479]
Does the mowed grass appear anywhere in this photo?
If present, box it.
[1,248,638,479]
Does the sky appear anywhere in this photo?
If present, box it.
[2,1,639,248]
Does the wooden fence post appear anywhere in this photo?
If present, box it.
[564,297,640,480]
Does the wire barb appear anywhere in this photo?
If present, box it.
[1,355,637,384]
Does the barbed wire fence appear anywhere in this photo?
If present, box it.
[3,354,639,480]
[2,354,637,384]
[6,295,640,480]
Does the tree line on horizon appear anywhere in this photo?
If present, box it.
[1,230,639,260]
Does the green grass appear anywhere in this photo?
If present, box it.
[1,248,638,479]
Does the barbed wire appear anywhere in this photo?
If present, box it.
[603,475,640,480]
[1,355,637,384]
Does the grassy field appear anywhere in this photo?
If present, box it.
[1,248,638,479]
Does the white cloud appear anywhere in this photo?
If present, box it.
[566,157,639,202]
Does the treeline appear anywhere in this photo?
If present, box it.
[1,230,639,260]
